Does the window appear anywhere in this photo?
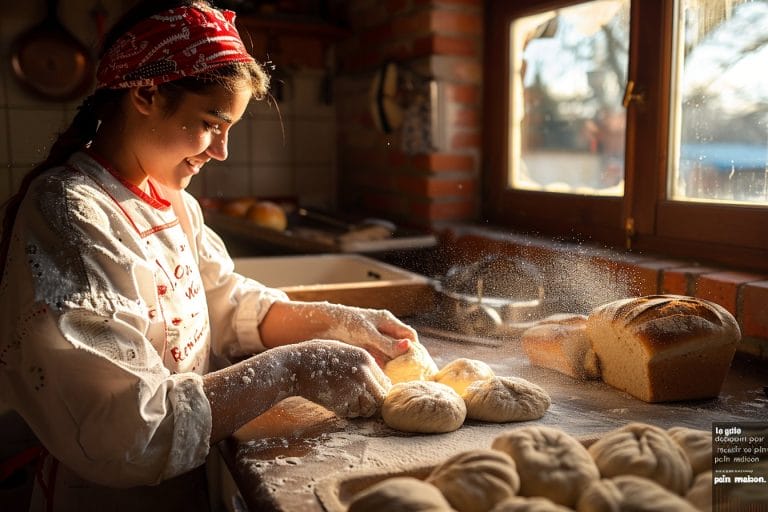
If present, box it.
[484,0,768,271]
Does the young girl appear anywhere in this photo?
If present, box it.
[0,1,415,509]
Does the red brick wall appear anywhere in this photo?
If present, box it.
[333,0,483,228]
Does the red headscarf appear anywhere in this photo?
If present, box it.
[96,3,254,89]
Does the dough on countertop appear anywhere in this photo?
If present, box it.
[381,380,466,434]
[490,496,574,512]
[384,341,439,384]
[433,358,496,395]
[668,426,712,476]
[347,476,455,512]
[576,475,698,512]
[426,449,520,512]
[685,471,711,512]
[587,422,693,495]
[463,376,551,422]
[491,425,600,508]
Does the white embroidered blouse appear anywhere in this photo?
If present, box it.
[0,151,288,488]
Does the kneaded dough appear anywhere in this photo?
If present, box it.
[576,475,699,512]
[490,496,574,512]
[426,449,520,512]
[491,426,600,507]
[684,471,711,512]
[587,422,693,495]
[433,358,495,395]
[463,376,551,422]
[382,380,466,433]
[347,476,454,512]
[668,426,712,475]
[384,341,439,384]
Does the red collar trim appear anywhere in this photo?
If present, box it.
[83,149,171,210]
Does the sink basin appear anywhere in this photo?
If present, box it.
[233,254,435,317]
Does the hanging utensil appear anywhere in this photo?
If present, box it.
[10,0,94,101]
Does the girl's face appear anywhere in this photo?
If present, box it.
[138,83,252,191]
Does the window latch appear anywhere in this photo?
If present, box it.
[622,80,645,109]
[625,217,635,250]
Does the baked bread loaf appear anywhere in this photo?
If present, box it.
[221,197,256,217]
[586,295,740,402]
[246,200,287,231]
[521,314,600,380]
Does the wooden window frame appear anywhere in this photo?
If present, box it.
[483,0,768,271]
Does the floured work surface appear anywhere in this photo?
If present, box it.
[223,335,768,512]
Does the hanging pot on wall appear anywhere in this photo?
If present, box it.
[10,0,94,101]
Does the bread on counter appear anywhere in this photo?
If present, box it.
[520,314,601,380]
[586,294,740,402]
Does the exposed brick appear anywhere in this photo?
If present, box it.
[426,35,480,56]
[661,266,719,295]
[410,198,476,221]
[453,106,480,127]
[451,130,481,150]
[396,175,476,197]
[358,24,394,48]
[448,84,480,104]
[430,10,483,35]
[741,281,768,339]
[413,153,476,172]
[431,55,482,83]
[696,271,767,315]
[392,10,432,38]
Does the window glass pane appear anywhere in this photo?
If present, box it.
[670,0,768,204]
[509,1,630,195]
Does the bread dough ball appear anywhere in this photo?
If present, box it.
[463,376,551,422]
[382,380,466,433]
[587,422,692,495]
[491,426,599,507]
[433,358,495,395]
[668,426,712,475]
[347,476,454,512]
[576,475,699,512]
[426,449,520,512]
[384,341,439,384]
[684,471,711,512]
[490,496,574,512]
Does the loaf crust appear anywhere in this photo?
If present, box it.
[521,314,600,380]
[586,295,740,402]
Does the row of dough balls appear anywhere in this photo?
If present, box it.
[381,342,551,433]
[348,422,713,512]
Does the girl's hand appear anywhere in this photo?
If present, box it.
[319,304,418,365]
[283,339,391,418]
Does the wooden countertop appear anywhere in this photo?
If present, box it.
[220,335,768,512]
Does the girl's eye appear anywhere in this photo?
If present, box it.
[204,122,222,135]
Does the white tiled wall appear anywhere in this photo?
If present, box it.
[0,0,338,210]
